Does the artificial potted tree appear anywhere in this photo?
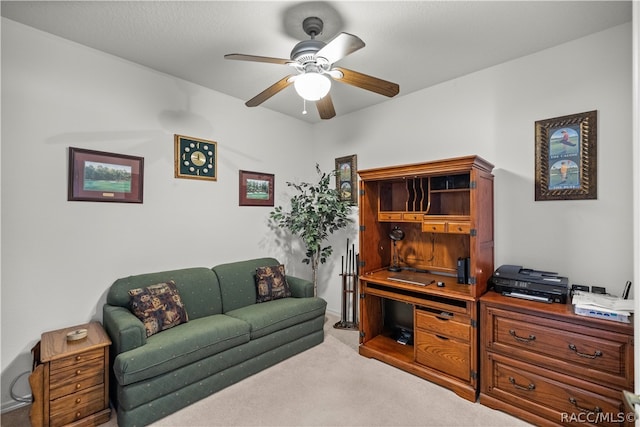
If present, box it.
[270,164,353,296]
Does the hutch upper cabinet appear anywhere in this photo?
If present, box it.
[357,155,494,401]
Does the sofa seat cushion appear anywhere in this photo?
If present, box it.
[225,296,327,340]
[113,314,250,386]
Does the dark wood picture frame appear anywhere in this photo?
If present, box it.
[68,147,144,203]
[239,170,274,206]
[335,154,358,205]
[535,110,597,201]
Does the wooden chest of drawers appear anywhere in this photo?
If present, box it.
[29,322,111,427]
[480,293,634,426]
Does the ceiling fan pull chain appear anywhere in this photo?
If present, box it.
[302,99,308,115]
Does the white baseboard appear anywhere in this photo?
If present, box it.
[1,399,29,414]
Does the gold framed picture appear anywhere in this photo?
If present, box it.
[174,135,217,181]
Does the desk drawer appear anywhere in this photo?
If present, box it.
[416,309,470,341]
[415,331,470,381]
[447,221,470,234]
[378,212,403,221]
[422,221,447,233]
[403,213,424,222]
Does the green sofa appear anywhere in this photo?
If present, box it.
[103,257,327,427]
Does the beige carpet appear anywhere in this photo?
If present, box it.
[144,315,529,426]
[5,314,530,426]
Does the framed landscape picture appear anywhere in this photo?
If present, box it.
[535,110,597,201]
[68,147,144,203]
[239,170,274,206]
[335,154,357,205]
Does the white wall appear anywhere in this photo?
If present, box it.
[0,18,316,410]
[1,18,635,411]
[313,23,634,320]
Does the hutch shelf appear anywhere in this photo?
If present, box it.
[357,155,494,401]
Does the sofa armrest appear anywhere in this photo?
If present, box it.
[103,304,147,355]
[286,275,314,298]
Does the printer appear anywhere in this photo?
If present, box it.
[489,265,569,303]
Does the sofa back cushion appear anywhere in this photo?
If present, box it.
[108,267,222,320]
[212,257,280,312]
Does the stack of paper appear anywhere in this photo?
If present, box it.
[572,291,634,323]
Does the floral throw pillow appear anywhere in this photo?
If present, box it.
[128,280,188,337]
[255,265,292,303]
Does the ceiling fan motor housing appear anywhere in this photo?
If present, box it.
[290,39,326,64]
[290,17,327,65]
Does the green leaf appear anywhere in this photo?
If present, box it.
[269,164,353,288]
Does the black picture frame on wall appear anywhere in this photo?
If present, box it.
[68,147,144,203]
[335,154,358,206]
[535,110,597,201]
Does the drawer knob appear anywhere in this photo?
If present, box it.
[568,344,603,359]
[508,376,535,391]
[509,329,536,343]
[569,397,602,414]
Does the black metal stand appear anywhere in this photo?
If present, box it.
[334,239,359,330]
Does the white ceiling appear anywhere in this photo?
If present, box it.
[1,1,632,123]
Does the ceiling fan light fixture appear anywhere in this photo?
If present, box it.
[294,72,331,101]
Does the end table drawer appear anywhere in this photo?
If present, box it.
[49,363,104,399]
[415,331,470,381]
[50,347,104,371]
[50,384,105,427]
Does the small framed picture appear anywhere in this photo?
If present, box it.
[535,110,597,201]
[68,147,144,203]
[335,154,358,205]
[239,170,274,206]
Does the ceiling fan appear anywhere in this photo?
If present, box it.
[224,17,400,120]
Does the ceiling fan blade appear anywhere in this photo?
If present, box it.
[245,75,294,107]
[316,94,336,120]
[316,33,365,64]
[333,67,399,98]
[225,53,292,65]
